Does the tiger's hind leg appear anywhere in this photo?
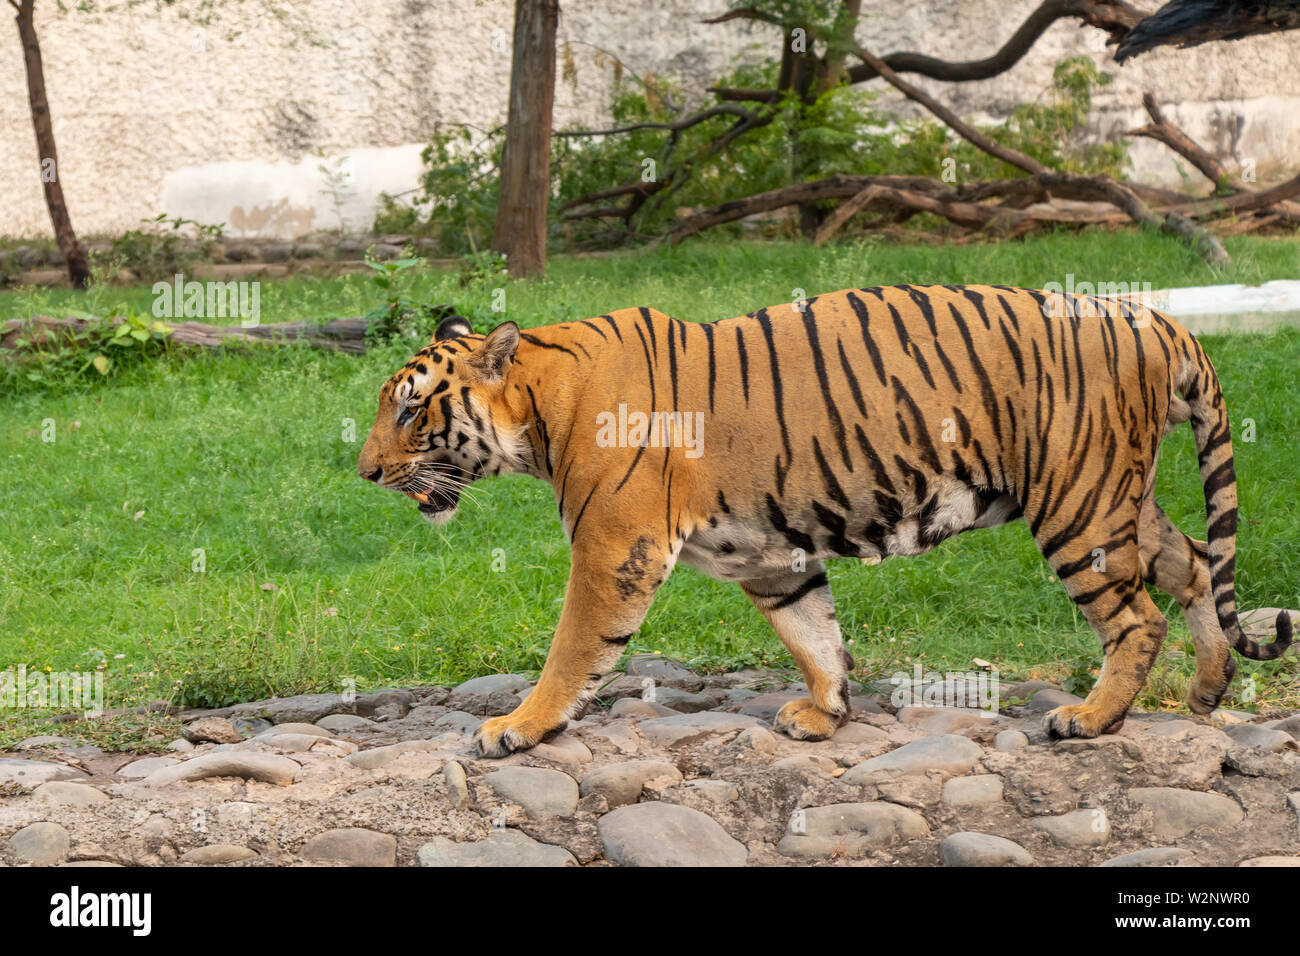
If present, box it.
[740,562,853,741]
[1038,532,1170,738]
[1138,497,1234,714]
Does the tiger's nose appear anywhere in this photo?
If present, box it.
[362,466,383,483]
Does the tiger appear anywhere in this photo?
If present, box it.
[357,284,1293,758]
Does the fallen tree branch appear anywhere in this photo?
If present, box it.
[1035,172,1230,265]
[2,315,373,354]
[1168,170,1300,218]
[1128,92,1242,192]
[670,175,953,242]
[856,45,1230,265]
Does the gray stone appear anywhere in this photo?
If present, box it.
[625,654,704,691]
[941,775,1004,807]
[316,713,378,732]
[1005,680,1059,701]
[181,844,258,864]
[300,828,397,866]
[738,692,804,722]
[638,712,764,748]
[444,761,469,809]
[432,711,483,736]
[525,734,593,765]
[1222,724,1298,752]
[777,802,929,859]
[184,717,242,744]
[484,766,579,818]
[1027,688,1085,712]
[599,803,747,866]
[142,752,300,787]
[167,739,194,752]
[231,717,272,737]
[449,671,525,697]
[940,832,1034,867]
[772,754,838,774]
[344,739,442,769]
[994,730,1029,752]
[0,757,87,786]
[118,756,180,779]
[31,782,109,808]
[1263,714,1300,740]
[729,726,780,755]
[418,829,576,867]
[651,687,717,713]
[842,734,982,783]
[1129,787,1244,840]
[1100,847,1197,867]
[7,822,70,866]
[1034,808,1110,847]
[16,735,81,749]
[898,706,1002,734]
[1239,855,1300,866]
[579,761,683,808]
[609,698,678,719]
[261,241,294,262]
[686,779,739,803]
[830,722,889,745]
[259,721,330,737]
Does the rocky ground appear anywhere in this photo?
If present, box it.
[4,652,1300,867]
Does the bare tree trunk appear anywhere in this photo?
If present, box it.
[492,0,559,279]
[12,0,91,288]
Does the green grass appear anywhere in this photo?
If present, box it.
[3,230,1298,328]
[2,232,1298,723]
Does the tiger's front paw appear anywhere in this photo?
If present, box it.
[473,714,537,758]
[773,697,843,741]
[472,712,568,758]
[1043,703,1125,739]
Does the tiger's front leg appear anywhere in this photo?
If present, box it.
[474,532,675,758]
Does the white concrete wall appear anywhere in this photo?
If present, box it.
[1,0,1298,240]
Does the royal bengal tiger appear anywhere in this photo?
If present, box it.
[357,285,1292,758]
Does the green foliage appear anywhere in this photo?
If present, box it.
[394,54,1128,252]
[106,213,225,282]
[1,306,172,392]
[360,253,451,345]
[1061,653,1102,695]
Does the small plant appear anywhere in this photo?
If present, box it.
[360,253,449,344]
[106,214,226,282]
[457,247,508,288]
[1,306,172,391]
[1061,653,1103,696]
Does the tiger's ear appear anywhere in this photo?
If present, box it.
[470,321,520,382]
[432,314,473,342]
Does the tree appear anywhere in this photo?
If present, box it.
[11,0,91,288]
[492,0,560,278]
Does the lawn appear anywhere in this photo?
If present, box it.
[2,231,1298,730]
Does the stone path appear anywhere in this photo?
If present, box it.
[3,654,1300,867]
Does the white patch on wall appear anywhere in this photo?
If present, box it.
[159,145,427,239]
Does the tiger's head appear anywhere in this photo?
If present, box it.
[357,315,523,524]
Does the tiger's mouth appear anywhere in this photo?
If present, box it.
[404,486,461,520]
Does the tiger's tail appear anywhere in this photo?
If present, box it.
[1178,332,1293,661]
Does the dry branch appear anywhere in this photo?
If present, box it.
[2,315,372,355]
[854,45,1232,265]
[1129,93,1241,192]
